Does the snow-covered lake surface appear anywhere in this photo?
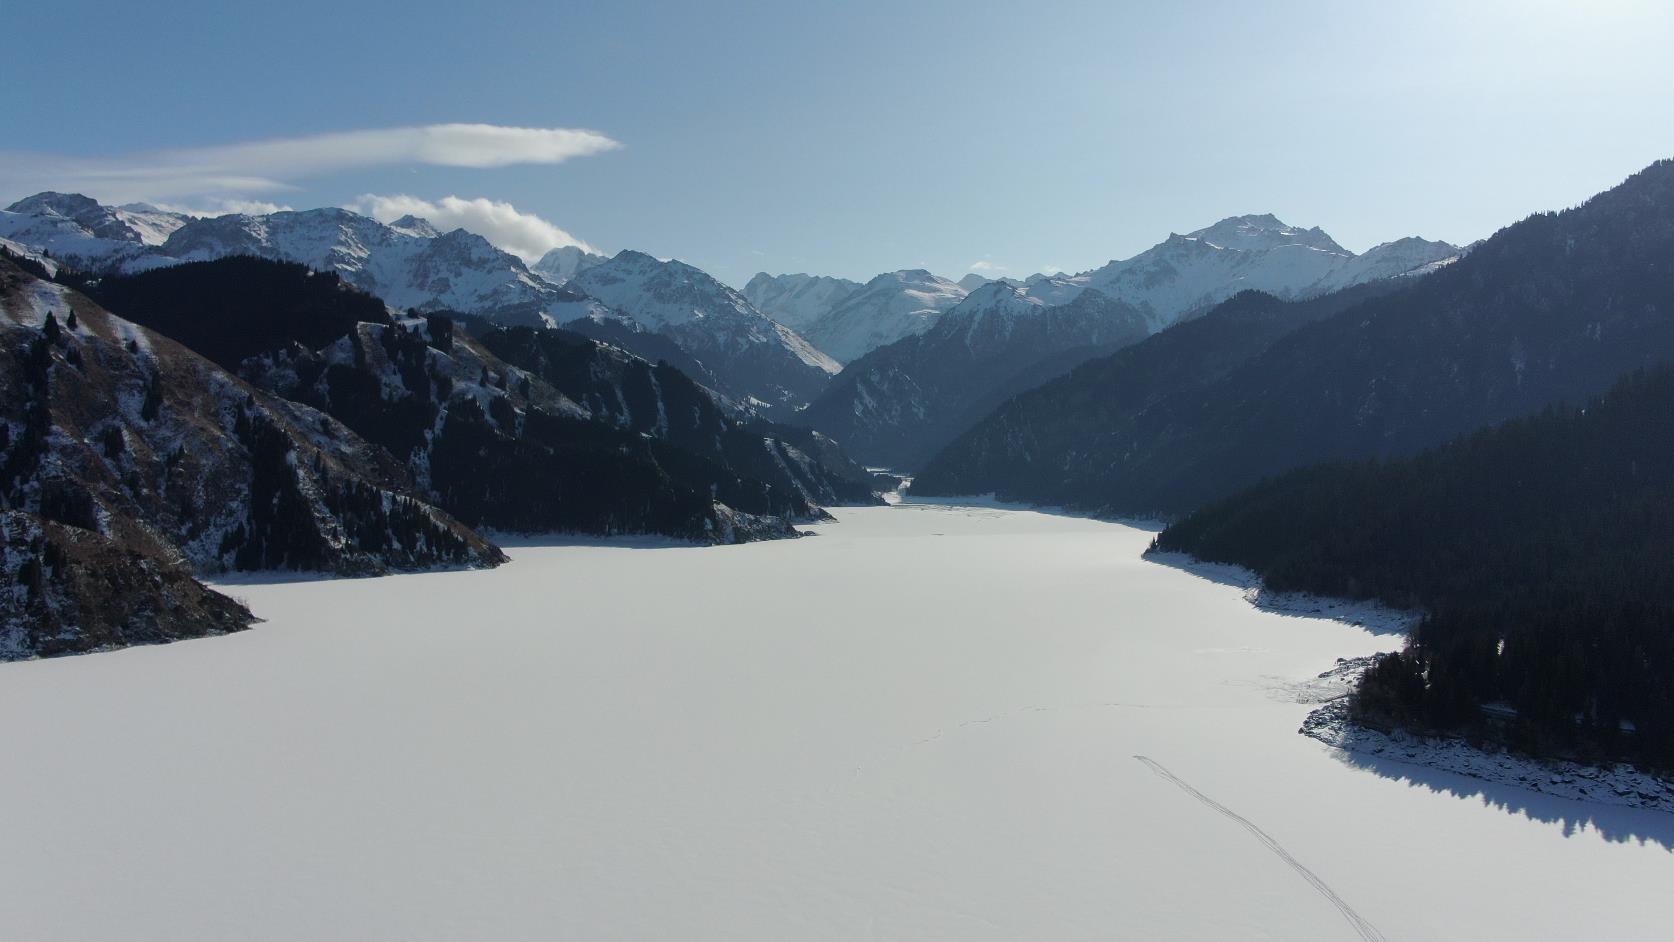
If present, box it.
[3,502,1671,940]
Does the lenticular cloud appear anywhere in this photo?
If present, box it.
[0,124,620,204]
[351,193,596,262]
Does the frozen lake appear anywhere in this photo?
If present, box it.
[2,501,1670,940]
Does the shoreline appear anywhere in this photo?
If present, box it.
[1299,659,1674,817]
[1148,549,1674,817]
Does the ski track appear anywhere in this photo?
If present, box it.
[1134,755,1388,942]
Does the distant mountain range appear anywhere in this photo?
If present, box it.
[914,160,1674,518]
[568,250,840,409]
[744,269,968,364]
[0,193,843,412]
[797,214,1459,469]
[1009,214,1458,332]
[794,281,1154,469]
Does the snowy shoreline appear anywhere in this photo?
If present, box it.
[1298,659,1674,817]
[1147,549,1674,817]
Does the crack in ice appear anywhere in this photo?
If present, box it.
[1134,755,1388,942]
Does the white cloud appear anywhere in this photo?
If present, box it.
[206,198,295,216]
[350,194,594,263]
[0,124,619,204]
[149,198,295,217]
[968,259,1007,273]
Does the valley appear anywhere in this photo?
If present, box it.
[2,501,1669,940]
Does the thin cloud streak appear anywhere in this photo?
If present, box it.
[0,124,620,204]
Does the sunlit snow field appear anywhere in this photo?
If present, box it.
[2,502,1671,940]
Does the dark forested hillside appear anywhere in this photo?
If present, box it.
[915,159,1674,518]
[73,256,395,369]
[1153,366,1674,769]
[477,325,880,508]
[911,283,1395,499]
[0,255,501,581]
[71,256,879,542]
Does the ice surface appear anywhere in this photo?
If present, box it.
[0,504,1669,940]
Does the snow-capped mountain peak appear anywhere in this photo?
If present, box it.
[1016,215,1458,332]
[531,245,608,284]
[387,214,441,238]
[794,268,968,364]
[742,272,862,333]
[571,250,839,409]
[1185,213,1347,254]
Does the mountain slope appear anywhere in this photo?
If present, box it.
[797,282,1151,468]
[2,510,254,660]
[741,272,862,334]
[157,208,580,322]
[915,159,1674,518]
[1152,365,1674,769]
[86,257,878,539]
[0,194,594,327]
[476,326,880,509]
[531,245,608,284]
[797,269,967,364]
[911,283,1398,498]
[571,251,839,409]
[1018,213,1457,331]
[1,195,846,410]
[0,255,503,577]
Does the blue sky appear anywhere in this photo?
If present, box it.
[5,0,1672,287]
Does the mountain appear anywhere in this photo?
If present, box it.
[570,250,840,409]
[796,281,1151,469]
[0,192,184,272]
[2,509,254,659]
[531,245,608,284]
[474,326,880,510]
[1,195,849,410]
[913,159,1674,518]
[0,253,503,579]
[553,311,732,397]
[1152,365,1674,770]
[798,269,968,364]
[156,208,590,323]
[0,193,598,327]
[741,272,862,334]
[77,254,394,368]
[1307,236,1463,294]
[797,217,1456,470]
[83,257,878,539]
[957,273,991,293]
[911,284,1399,496]
[1015,213,1458,332]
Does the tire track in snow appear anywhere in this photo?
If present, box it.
[1134,755,1388,942]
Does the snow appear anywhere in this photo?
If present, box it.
[0,503,1669,940]
[801,269,968,363]
[1,197,577,324]
[1300,661,1674,816]
[530,245,608,284]
[1021,215,1461,333]
[0,236,60,275]
[741,272,863,333]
